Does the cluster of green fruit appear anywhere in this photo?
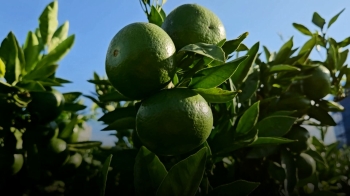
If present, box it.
[105,4,226,156]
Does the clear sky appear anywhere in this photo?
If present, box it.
[1,0,349,145]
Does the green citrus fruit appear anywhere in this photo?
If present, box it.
[136,88,213,156]
[27,90,65,124]
[105,22,176,100]
[162,4,226,50]
[302,65,331,100]
[41,138,70,168]
[0,152,24,175]
[284,126,310,153]
[64,152,83,169]
[296,153,316,179]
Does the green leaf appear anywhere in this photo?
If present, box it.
[189,56,248,89]
[49,21,69,52]
[281,149,297,194]
[269,64,300,73]
[273,37,293,64]
[87,79,111,85]
[246,146,278,159]
[238,69,259,102]
[339,36,350,48]
[338,49,348,69]
[268,162,285,182]
[62,102,87,112]
[292,23,312,36]
[236,44,249,52]
[16,81,46,91]
[23,31,41,72]
[99,154,113,196]
[0,32,23,85]
[263,46,271,62]
[98,106,137,124]
[35,34,75,69]
[318,100,344,112]
[208,180,259,196]
[257,116,296,137]
[99,91,133,102]
[179,43,225,62]
[67,141,102,149]
[298,35,317,64]
[148,5,164,27]
[231,42,260,85]
[156,147,207,196]
[59,115,78,139]
[134,146,168,196]
[312,12,326,30]
[249,137,295,146]
[222,32,249,57]
[0,58,5,77]
[193,88,239,103]
[328,8,345,29]
[102,117,135,131]
[39,1,58,45]
[308,106,336,126]
[236,101,260,135]
[23,64,58,80]
[55,77,71,84]
[63,92,82,103]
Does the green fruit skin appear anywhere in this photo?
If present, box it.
[27,91,65,124]
[136,88,213,156]
[284,126,310,153]
[302,65,331,100]
[0,153,24,175]
[40,138,70,169]
[296,153,316,179]
[106,22,176,100]
[64,153,83,169]
[162,4,226,50]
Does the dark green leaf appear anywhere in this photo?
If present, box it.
[23,31,41,72]
[208,180,259,196]
[23,64,58,80]
[189,56,247,89]
[67,141,102,149]
[236,44,249,52]
[55,77,71,83]
[263,46,271,62]
[231,42,259,85]
[222,32,249,57]
[148,5,164,26]
[99,154,113,196]
[257,116,296,137]
[292,23,312,36]
[328,8,345,29]
[179,43,225,62]
[312,12,326,30]
[246,146,278,159]
[308,106,336,126]
[98,107,137,124]
[49,21,69,52]
[236,101,260,135]
[63,92,82,103]
[297,35,317,64]
[318,100,344,112]
[338,36,350,48]
[36,78,62,87]
[134,146,168,196]
[249,137,295,146]
[87,79,111,85]
[193,88,239,103]
[269,64,300,73]
[268,162,285,182]
[39,1,58,45]
[156,147,207,196]
[238,69,259,102]
[102,117,135,131]
[274,37,293,64]
[305,150,326,166]
[338,49,348,69]
[63,102,87,112]
[99,91,133,102]
[35,35,75,69]
[16,81,46,91]
[281,149,297,194]
[59,115,78,139]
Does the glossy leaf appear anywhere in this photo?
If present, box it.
[63,102,87,112]
[231,42,259,85]
[257,115,296,137]
[99,154,113,196]
[39,1,58,45]
[339,36,350,48]
[23,64,58,80]
[189,56,247,89]
[134,146,168,196]
[99,107,137,124]
[63,92,82,103]
[208,180,259,196]
[328,8,345,29]
[312,12,326,30]
[16,81,46,91]
[102,117,136,131]
[292,23,312,36]
[99,91,133,102]
[35,35,75,69]
[263,46,271,62]
[222,32,249,57]
[156,147,207,196]
[249,137,295,146]
[308,106,336,126]
[297,35,316,64]
[179,43,225,62]
[0,58,5,77]
[148,5,164,27]
[49,21,69,52]
[23,31,41,72]
[236,101,260,135]
[238,69,259,102]
[273,37,293,64]
[193,88,239,103]
[269,64,300,73]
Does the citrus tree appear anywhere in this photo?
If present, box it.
[87,1,350,195]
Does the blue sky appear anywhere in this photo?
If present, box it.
[1,0,349,145]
